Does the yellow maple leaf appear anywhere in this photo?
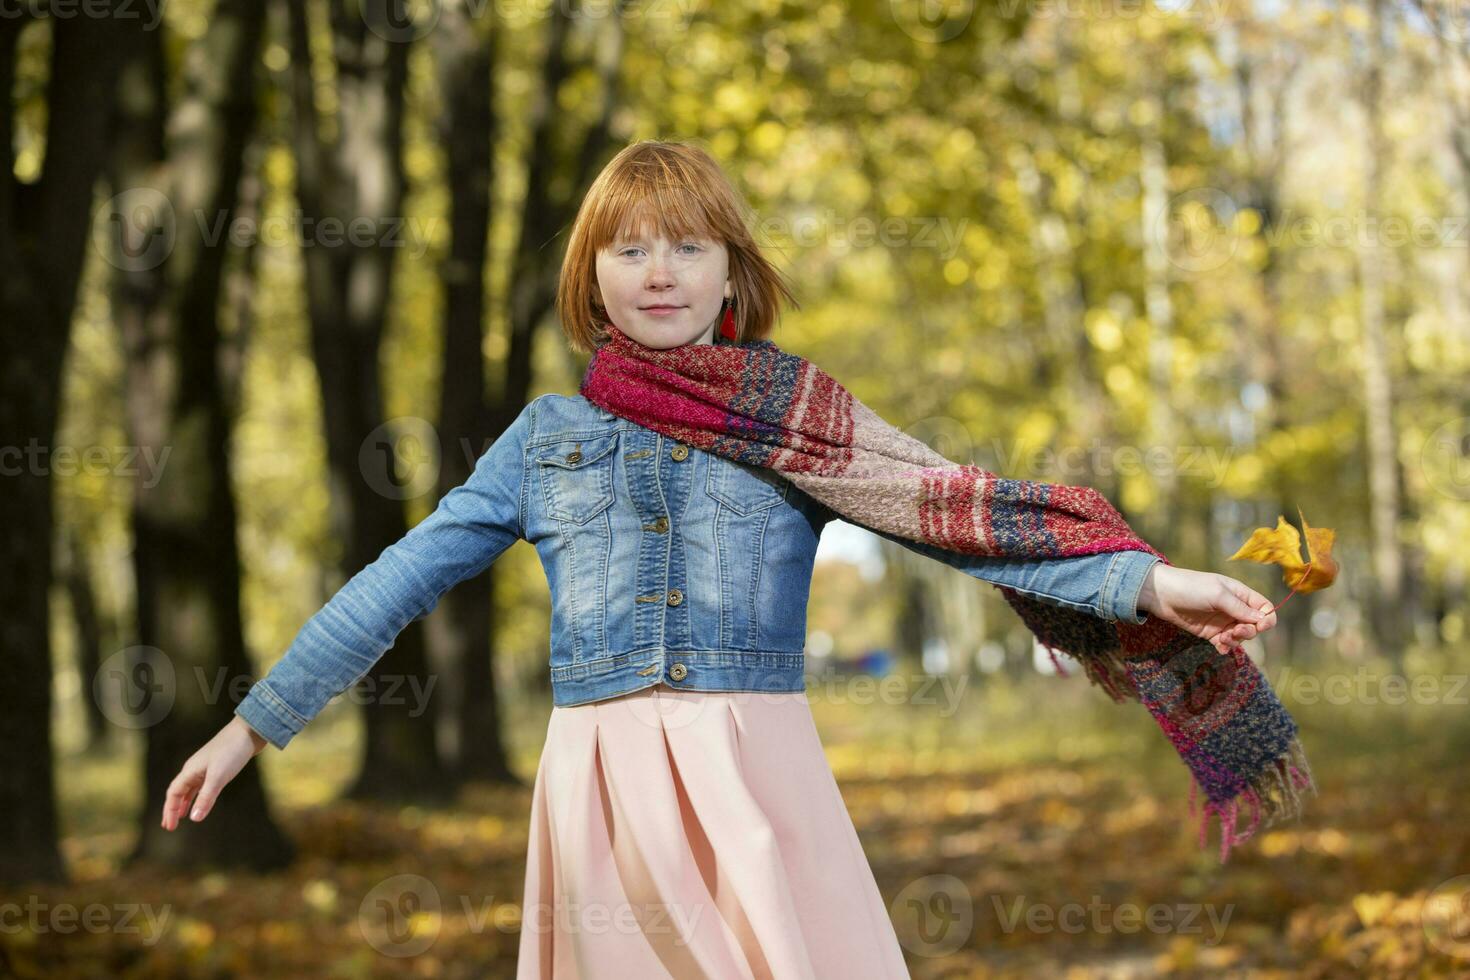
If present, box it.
[1227,507,1339,594]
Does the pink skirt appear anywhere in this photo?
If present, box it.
[515,684,911,979]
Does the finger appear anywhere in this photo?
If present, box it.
[190,771,226,823]
[1233,580,1273,614]
[167,786,198,831]
[1222,580,1266,623]
[163,771,199,831]
[1215,625,1249,651]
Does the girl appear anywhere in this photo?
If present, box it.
[163,140,1279,977]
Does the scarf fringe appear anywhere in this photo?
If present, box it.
[1069,643,1138,704]
[1194,737,1317,863]
[1045,638,1317,863]
[1034,639,1136,702]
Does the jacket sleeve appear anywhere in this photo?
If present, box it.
[843,519,1161,625]
[234,399,535,749]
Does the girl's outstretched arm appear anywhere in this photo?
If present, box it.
[232,398,536,751]
[859,520,1276,654]
[162,398,538,830]
[858,521,1161,624]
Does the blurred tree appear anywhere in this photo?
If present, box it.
[104,0,294,869]
[279,0,449,800]
[428,0,506,785]
[0,7,137,885]
[1354,0,1413,663]
[1215,10,1314,661]
[1407,0,1470,281]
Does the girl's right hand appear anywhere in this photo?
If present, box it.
[161,716,269,831]
[1135,564,1278,655]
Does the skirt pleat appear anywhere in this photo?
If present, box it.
[516,685,910,980]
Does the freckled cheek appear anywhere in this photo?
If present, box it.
[687,269,723,300]
[603,272,642,307]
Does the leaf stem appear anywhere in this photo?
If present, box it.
[1268,561,1311,614]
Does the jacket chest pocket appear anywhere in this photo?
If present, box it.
[705,456,789,515]
[536,434,618,524]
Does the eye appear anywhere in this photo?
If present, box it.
[616,243,701,257]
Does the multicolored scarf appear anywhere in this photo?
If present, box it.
[579,323,1315,862]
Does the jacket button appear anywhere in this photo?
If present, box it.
[565,450,582,464]
[669,662,688,681]
[666,588,683,606]
[652,516,669,533]
[671,444,689,461]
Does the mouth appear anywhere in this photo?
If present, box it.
[639,305,685,312]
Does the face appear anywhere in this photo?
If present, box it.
[594,230,732,349]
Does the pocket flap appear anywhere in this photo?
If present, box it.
[536,435,618,471]
[706,456,789,515]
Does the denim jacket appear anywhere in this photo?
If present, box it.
[235,393,1161,749]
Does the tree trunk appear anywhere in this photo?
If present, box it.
[1357,0,1410,663]
[1228,33,1313,663]
[0,8,135,887]
[106,0,293,871]
[280,0,451,801]
[429,2,515,786]
[1139,94,1181,551]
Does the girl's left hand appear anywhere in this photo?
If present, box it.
[161,716,266,831]
[1135,564,1279,655]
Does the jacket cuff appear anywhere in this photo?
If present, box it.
[1103,552,1162,624]
[234,680,306,750]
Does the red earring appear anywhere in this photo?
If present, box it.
[719,299,738,341]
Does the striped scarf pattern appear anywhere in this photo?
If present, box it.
[579,324,1315,862]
